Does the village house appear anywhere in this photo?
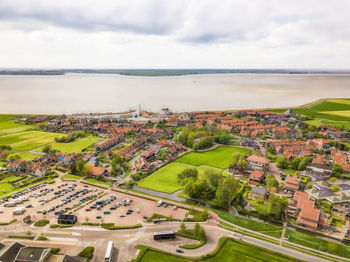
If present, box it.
[246,154,270,172]
[250,186,269,200]
[284,175,302,192]
[287,191,327,230]
[248,170,266,184]
[306,157,333,181]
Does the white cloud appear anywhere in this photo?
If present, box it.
[0,0,349,68]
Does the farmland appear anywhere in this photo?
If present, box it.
[0,130,63,152]
[176,146,251,169]
[137,238,302,262]
[294,99,350,122]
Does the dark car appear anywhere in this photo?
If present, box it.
[96,216,102,219]
[176,249,184,253]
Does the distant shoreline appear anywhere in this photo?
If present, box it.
[1,69,350,76]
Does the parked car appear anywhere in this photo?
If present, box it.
[96,216,102,219]
[176,249,184,253]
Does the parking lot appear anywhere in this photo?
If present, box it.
[0,180,188,227]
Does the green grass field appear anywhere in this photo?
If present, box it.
[0,115,37,135]
[137,162,222,193]
[294,99,350,122]
[322,110,350,117]
[137,238,301,262]
[61,174,82,181]
[285,229,350,258]
[217,211,283,238]
[84,178,112,187]
[16,151,41,161]
[0,130,64,152]
[37,136,99,153]
[176,146,251,169]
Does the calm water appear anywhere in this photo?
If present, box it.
[1,73,350,114]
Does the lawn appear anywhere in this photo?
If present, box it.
[84,178,112,187]
[136,237,301,262]
[0,115,37,135]
[0,183,15,196]
[285,229,350,258]
[0,130,64,151]
[323,110,350,117]
[176,146,251,169]
[61,174,82,181]
[137,162,194,193]
[17,151,41,161]
[39,136,99,153]
[216,211,283,238]
[137,162,222,193]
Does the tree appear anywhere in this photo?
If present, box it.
[156,149,168,160]
[183,178,215,200]
[76,158,85,175]
[82,163,93,176]
[180,222,186,232]
[332,164,343,177]
[268,195,288,220]
[265,174,279,188]
[42,145,52,154]
[331,184,340,192]
[6,153,21,160]
[215,176,240,206]
[290,157,302,170]
[205,169,222,188]
[329,177,338,183]
[177,168,198,185]
[276,156,288,169]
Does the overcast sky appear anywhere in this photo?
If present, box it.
[0,0,350,69]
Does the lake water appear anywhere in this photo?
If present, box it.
[1,73,350,114]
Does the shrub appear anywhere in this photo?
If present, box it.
[34,219,49,227]
[78,246,94,261]
[51,248,60,254]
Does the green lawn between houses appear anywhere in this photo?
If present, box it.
[135,237,302,262]
[37,136,99,154]
[137,162,222,193]
[176,146,251,169]
[137,146,250,193]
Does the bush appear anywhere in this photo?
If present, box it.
[82,222,100,226]
[101,223,142,230]
[34,219,49,227]
[51,248,60,254]
[78,246,94,261]
[183,209,209,222]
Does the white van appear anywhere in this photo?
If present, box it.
[4,202,15,207]
[157,200,163,207]
[13,206,25,215]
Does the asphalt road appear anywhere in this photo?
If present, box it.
[0,222,335,262]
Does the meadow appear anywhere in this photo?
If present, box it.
[37,136,99,153]
[137,162,222,193]
[176,146,251,169]
[285,229,350,258]
[0,130,63,152]
[137,146,249,193]
[294,99,350,122]
[136,238,302,262]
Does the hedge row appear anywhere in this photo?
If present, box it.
[101,223,142,230]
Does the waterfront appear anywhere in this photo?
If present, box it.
[1,73,350,114]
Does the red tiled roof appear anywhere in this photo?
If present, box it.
[247,154,269,164]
